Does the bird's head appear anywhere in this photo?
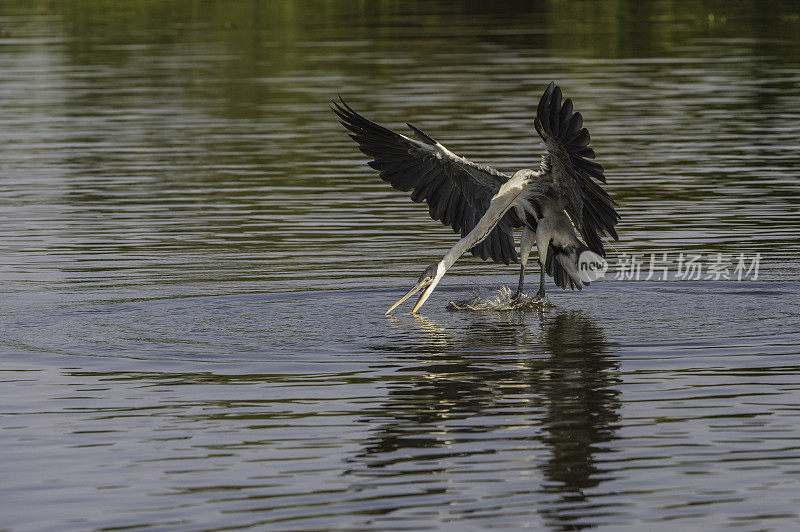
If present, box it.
[385,262,445,315]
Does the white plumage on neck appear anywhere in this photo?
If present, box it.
[441,170,534,272]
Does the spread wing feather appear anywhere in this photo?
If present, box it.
[534,82,620,256]
[333,98,518,264]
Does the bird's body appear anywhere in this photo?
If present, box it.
[333,82,620,313]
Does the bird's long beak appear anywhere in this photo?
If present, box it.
[411,275,442,314]
[385,279,431,315]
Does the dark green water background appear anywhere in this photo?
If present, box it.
[2,1,800,530]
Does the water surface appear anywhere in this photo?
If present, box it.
[2,1,800,530]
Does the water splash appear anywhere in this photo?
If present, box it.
[446,286,553,311]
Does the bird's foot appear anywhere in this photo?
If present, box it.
[512,289,524,302]
[533,289,545,301]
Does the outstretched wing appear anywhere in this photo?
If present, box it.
[534,82,620,255]
[332,98,518,264]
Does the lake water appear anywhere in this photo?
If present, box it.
[2,1,800,530]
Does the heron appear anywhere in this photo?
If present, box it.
[332,82,620,314]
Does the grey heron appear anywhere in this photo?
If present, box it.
[332,82,620,314]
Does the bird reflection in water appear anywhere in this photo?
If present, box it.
[349,310,621,529]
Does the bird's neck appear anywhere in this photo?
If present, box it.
[440,182,526,272]
[442,238,472,271]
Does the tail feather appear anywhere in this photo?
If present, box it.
[545,242,590,290]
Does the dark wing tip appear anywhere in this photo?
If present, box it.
[330,98,350,118]
[536,84,610,184]
[334,96,359,116]
[536,82,556,132]
[534,83,620,244]
[406,122,437,145]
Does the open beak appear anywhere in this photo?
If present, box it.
[385,279,431,315]
[411,277,440,314]
[385,273,443,315]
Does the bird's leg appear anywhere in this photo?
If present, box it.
[514,226,536,300]
[514,264,525,300]
[534,219,555,301]
[535,259,546,300]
